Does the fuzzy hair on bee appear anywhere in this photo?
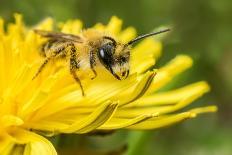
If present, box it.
[33,28,170,96]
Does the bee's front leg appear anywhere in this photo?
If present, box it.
[90,50,97,80]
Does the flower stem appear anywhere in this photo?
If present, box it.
[125,131,153,155]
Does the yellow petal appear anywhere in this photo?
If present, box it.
[7,144,25,155]
[7,128,57,155]
[29,73,137,121]
[2,64,32,101]
[24,139,56,155]
[153,88,210,115]
[25,120,69,132]
[189,106,218,114]
[118,27,137,43]
[0,115,24,127]
[131,58,155,74]
[93,23,105,31]
[19,77,56,118]
[127,81,210,107]
[34,18,53,31]
[127,112,194,130]
[82,72,138,106]
[99,113,158,130]
[0,133,14,154]
[60,20,83,34]
[115,83,210,118]
[61,101,118,133]
[0,17,4,35]
[10,14,24,35]
[159,55,193,75]
[132,38,162,60]
[117,71,156,106]
[127,106,217,130]
[130,38,161,74]
[106,16,122,35]
[147,55,193,93]
[0,41,6,94]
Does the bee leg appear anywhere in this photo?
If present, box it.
[39,43,46,57]
[90,50,97,80]
[69,45,85,96]
[32,58,50,80]
[33,41,57,79]
[70,70,85,96]
[33,42,69,80]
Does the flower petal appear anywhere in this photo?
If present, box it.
[189,106,218,114]
[118,27,137,43]
[24,121,69,132]
[34,18,53,31]
[115,71,156,106]
[7,128,57,155]
[115,83,210,118]
[0,133,14,154]
[126,81,210,107]
[0,115,24,127]
[147,55,193,94]
[106,16,122,35]
[0,40,6,95]
[60,101,118,133]
[29,73,137,122]
[0,17,4,35]
[127,112,195,130]
[127,106,217,130]
[131,39,162,74]
[60,20,83,34]
[98,114,158,130]
[93,23,105,31]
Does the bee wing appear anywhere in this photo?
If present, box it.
[34,29,83,43]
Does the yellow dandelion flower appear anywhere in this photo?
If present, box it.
[0,14,217,155]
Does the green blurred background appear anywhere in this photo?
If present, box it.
[1,0,231,154]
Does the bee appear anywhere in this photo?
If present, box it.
[33,28,170,96]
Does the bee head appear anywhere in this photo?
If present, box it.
[98,36,130,80]
[97,29,170,80]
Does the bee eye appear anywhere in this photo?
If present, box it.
[98,43,114,60]
[98,43,115,70]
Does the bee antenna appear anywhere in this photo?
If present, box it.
[126,28,170,46]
